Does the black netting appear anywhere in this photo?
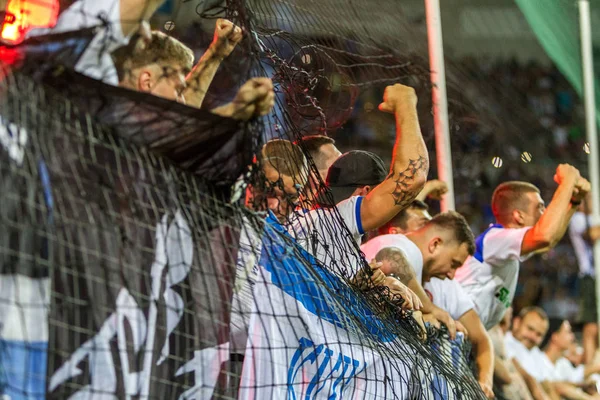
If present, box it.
[0,0,517,398]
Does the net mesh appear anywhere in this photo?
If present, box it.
[2,0,595,399]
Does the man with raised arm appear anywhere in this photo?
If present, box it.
[115,19,242,107]
[287,82,427,267]
[455,166,591,330]
[113,28,275,120]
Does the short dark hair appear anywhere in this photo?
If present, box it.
[257,139,308,185]
[540,319,567,349]
[378,200,429,235]
[491,181,540,224]
[296,135,336,170]
[518,306,548,322]
[427,211,475,255]
[114,31,195,82]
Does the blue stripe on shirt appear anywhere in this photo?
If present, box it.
[355,196,364,235]
[473,223,503,262]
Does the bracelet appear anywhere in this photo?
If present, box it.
[571,199,582,207]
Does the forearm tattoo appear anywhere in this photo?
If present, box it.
[386,156,428,207]
[375,248,415,284]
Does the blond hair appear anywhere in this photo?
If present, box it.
[114,31,194,82]
[259,139,308,186]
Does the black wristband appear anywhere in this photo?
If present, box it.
[571,199,582,207]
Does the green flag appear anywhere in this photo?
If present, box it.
[515,0,600,124]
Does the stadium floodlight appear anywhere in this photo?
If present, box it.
[0,0,58,44]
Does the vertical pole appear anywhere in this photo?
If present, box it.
[425,0,455,211]
[579,0,600,346]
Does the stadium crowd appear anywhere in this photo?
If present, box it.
[4,0,600,399]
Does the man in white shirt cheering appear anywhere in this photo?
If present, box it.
[287,83,428,280]
[455,165,590,330]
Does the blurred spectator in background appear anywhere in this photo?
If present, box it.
[489,307,533,400]
[569,194,600,365]
[505,307,558,400]
[538,320,600,399]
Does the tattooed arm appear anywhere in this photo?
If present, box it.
[359,84,429,232]
[375,247,459,339]
[375,247,439,313]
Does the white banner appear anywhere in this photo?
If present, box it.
[239,276,420,399]
[237,219,469,400]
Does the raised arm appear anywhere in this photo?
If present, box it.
[416,179,448,202]
[183,19,243,108]
[587,226,600,242]
[360,84,429,232]
[211,77,275,120]
[120,0,166,37]
[521,164,582,257]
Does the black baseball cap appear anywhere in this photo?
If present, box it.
[323,150,387,205]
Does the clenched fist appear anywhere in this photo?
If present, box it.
[378,83,417,114]
[212,77,275,120]
[573,176,591,203]
[554,163,581,186]
[210,19,243,59]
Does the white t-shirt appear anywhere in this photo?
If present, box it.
[287,196,364,276]
[424,278,475,320]
[569,212,595,276]
[536,352,561,382]
[360,234,423,283]
[504,332,547,382]
[28,0,128,85]
[535,353,588,383]
[455,225,532,329]
[555,358,585,384]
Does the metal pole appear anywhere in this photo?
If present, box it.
[425,0,455,211]
[579,0,600,345]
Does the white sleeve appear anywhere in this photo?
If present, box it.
[335,196,364,236]
[424,279,474,320]
[483,227,531,264]
[570,365,585,384]
[555,359,584,384]
[55,0,123,38]
[569,212,587,236]
[503,333,521,361]
[520,349,547,382]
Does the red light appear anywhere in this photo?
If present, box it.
[1,0,60,45]
[4,13,16,24]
